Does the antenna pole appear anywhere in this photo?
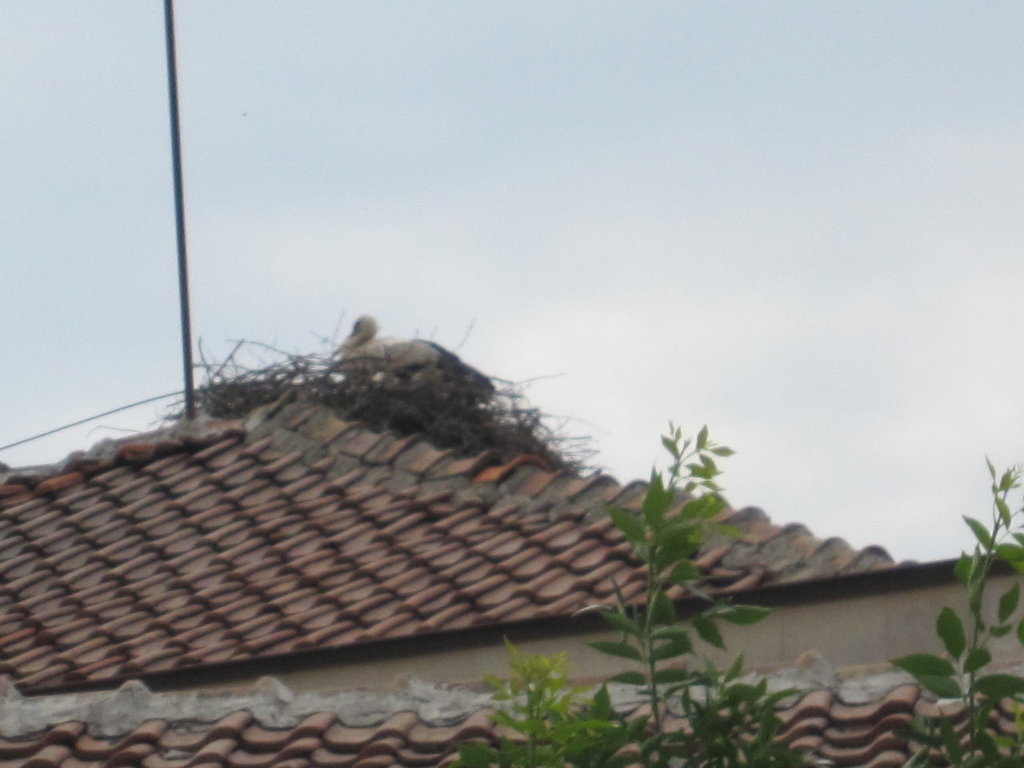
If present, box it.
[163,0,196,420]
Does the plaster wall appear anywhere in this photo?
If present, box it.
[263,574,1024,693]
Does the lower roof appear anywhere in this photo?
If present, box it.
[0,668,1016,768]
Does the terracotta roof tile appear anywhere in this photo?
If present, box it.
[497,467,553,498]
[429,450,498,480]
[329,428,382,460]
[0,402,894,692]
[479,595,534,622]
[305,414,358,446]
[469,455,547,486]
[391,442,449,476]
[418,602,474,632]
[0,483,30,499]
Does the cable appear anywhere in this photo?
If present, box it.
[0,391,183,454]
[2,6,196,458]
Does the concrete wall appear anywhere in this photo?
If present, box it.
[198,571,1023,694]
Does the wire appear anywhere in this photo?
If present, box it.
[2,6,195,458]
[0,391,183,454]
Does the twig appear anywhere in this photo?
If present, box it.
[175,338,595,474]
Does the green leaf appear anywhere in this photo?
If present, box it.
[964,516,993,549]
[608,670,646,685]
[891,653,956,678]
[718,604,771,626]
[975,729,999,758]
[600,609,642,637]
[724,652,745,682]
[686,462,709,480]
[991,623,1012,638]
[972,674,1024,699]
[996,544,1024,563]
[668,560,700,584]
[709,445,735,457]
[653,517,700,543]
[722,682,763,704]
[688,454,720,481]
[995,496,1012,525]
[1000,583,1021,622]
[692,614,725,649]
[652,668,691,684]
[1018,616,1024,647]
[649,588,676,626]
[964,647,992,673]
[590,684,613,718]
[608,506,645,544]
[661,434,680,459]
[936,607,966,660]
[684,494,726,520]
[510,719,548,738]
[999,467,1019,493]
[953,554,972,586]
[916,674,963,699]
[589,640,643,661]
[651,624,691,640]
[939,716,963,765]
[456,742,497,768]
[642,471,672,527]
[651,635,693,661]
[697,425,709,450]
[652,527,700,573]
[968,581,984,615]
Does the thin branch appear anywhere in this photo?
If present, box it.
[173,338,596,474]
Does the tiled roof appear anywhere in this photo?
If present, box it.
[0,675,1017,768]
[0,400,894,692]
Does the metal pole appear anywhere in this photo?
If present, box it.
[163,0,196,420]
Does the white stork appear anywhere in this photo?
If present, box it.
[337,315,494,394]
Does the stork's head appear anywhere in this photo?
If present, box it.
[340,314,379,352]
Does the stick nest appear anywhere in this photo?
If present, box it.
[174,341,595,474]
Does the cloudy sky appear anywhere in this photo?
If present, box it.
[3,2,1023,563]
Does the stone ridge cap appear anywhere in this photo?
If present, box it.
[0,675,495,739]
[3,655,1004,740]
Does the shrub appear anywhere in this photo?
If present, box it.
[457,425,807,768]
[894,461,1024,767]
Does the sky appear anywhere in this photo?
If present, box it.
[3,2,1023,563]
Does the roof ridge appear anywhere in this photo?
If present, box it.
[243,402,898,573]
[0,426,244,510]
[3,681,1012,768]
[0,674,495,738]
[3,661,1008,753]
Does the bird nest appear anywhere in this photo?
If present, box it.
[174,341,594,474]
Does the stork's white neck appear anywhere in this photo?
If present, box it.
[343,315,380,351]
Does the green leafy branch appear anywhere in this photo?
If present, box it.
[597,424,801,768]
[894,462,1024,767]
[458,424,806,768]
[456,643,635,768]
